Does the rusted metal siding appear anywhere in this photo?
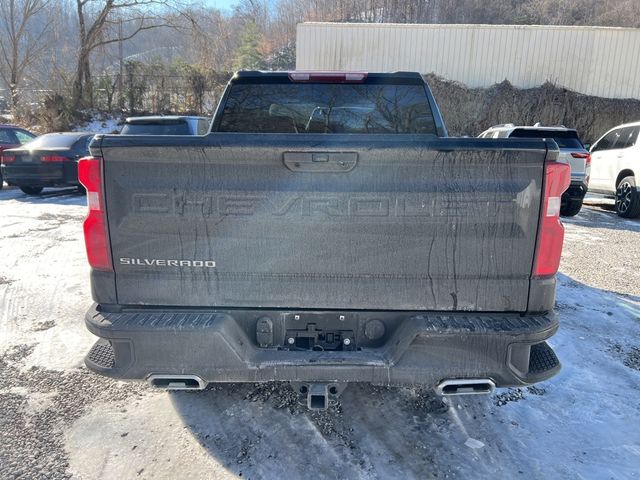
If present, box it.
[296,22,640,99]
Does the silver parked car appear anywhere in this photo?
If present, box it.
[479,123,590,216]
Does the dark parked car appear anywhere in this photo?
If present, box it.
[0,124,37,189]
[1,132,95,195]
[120,116,210,135]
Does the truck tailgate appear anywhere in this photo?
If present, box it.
[97,134,550,311]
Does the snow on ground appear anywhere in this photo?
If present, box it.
[0,187,93,371]
[0,186,639,479]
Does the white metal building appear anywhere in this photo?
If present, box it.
[296,22,640,100]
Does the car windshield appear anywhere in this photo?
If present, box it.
[121,121,191,135]
[509,129,584,149]
[21,134,89,149]
[218,83,437,134]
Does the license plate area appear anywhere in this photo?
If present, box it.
[283,313,357,351]
[285,324,356,351]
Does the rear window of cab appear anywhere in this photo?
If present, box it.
[218,83,438,135]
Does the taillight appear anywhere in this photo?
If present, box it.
[288,71,368,83]
[1,155,16,164]
[570,152,589,160]
[41,155,67,162]
[78,156,112,271]
[533,162,571,278]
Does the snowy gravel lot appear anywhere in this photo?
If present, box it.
[1,188,639,480]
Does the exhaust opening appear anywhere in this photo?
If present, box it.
[436,379,495,396]
[147,374,206,390]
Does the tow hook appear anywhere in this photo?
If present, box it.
[293,382,346,410]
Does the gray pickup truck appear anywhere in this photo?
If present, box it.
[80,71,568,409]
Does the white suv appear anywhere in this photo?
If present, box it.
[589,121,640,218]
[479,124,590,216]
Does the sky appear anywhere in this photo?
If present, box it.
[202,0,241,12]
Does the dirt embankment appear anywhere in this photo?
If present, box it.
[427,74,640,143]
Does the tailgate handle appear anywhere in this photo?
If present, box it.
[283,152,358,173]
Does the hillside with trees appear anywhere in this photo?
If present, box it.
[1,0,639,133]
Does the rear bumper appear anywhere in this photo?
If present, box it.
[85,304,561,389]
[563,181,588,203]
[1,162,79,186]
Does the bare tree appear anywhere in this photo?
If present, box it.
[72,0,187,110]
[180,6,237,70]
[0,0,51,114]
